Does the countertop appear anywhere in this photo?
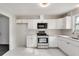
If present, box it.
[58,35,79,42]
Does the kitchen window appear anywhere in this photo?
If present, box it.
[75,16,79,32]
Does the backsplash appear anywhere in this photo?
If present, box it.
[27,29,62,36]
[46,29,62,36]
[60,29,79,38]
[60,29,72,36]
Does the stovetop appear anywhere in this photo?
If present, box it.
[37,31,48,36]
[37,34,48,36]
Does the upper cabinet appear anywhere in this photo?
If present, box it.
[48,19,57,29]
[28,20,38,29]
[64,16,72,29]
[16,15,72,29]
[56,18,66,29]
[16,19,29,23]
[47,19,65,29]
[48,16,72,29]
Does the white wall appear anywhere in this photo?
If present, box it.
[9,16,17,50]
[16,24,28,47]
[0,16,9,44]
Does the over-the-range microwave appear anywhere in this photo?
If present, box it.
[37,23,48,29]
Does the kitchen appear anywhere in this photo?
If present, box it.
[0,3,79,56]
[14,10,79,55]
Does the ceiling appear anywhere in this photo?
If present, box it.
[0,3,79,16]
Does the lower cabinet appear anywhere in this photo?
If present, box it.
[58,37,79,56]
[27,36,57,48]
[49,36,57,47]
[32,37,37,47]
[26,36,37,48]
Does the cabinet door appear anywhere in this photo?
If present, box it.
[28,20,33,29]
[58,37,66,51]
[16,19,29,23]
[58,37,62,48]
[26,36,33,47]
[28,20,38,29]
[58,37,70,55]
[65,16,72,29]
[32,20,38,29]
[48,20,56,29]
[65,41,79,56]
[27,36,37,48]
[58,37,79,56]
[56,18,66,29]
[32,37,37,47]
[49,37,57,47]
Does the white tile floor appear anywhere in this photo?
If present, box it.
[3,47,66,56]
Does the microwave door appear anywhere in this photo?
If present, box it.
[37,23,47,29]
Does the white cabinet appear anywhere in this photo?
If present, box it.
[58,37,66,51]
[28,20,38,29]
[48,16,72,29]
[48,20,57,29]
[27,36,58,48]
[48,18,66,29]
[58,36,79,56]
[32,37,37,47]
[56,18,66,29]
[28,20,33,29]
[66,42,79,56]
[49,36,57,47]
[16,16,72,29]
[27,36,33,47]
[26,36,37,48]
[16,19,29,23]
[64,16,72,29]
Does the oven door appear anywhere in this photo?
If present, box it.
[38,38,48,43]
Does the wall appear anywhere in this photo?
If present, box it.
[0,15,9,44]
[9,16,17,50]
[16,24,28,47]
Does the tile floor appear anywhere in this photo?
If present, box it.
[0,45,9,56]
[3,47,66,56]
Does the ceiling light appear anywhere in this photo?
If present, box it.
[39,3,49,7]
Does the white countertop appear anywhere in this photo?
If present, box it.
[58,35,79,42]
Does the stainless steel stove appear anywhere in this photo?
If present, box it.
[37,31,49,48]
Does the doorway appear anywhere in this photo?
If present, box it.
[0,14,9,56]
